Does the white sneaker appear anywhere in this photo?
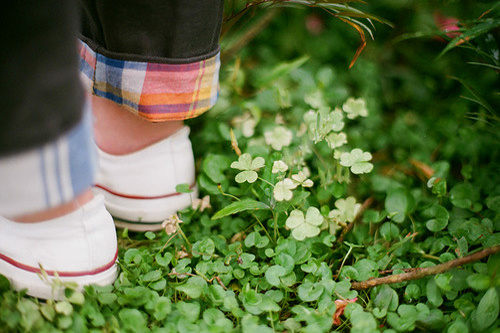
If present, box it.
[0,195,118,300]
[94,126,197,231]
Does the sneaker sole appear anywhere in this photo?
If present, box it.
[0,250,118,300]
[94,184,198,232]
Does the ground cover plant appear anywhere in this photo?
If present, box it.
[1,1,499,332]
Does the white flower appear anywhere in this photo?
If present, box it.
[264,126,293,151]
[292,171,314,187]
[273,178,297,201]
[303,107,344,143]
[272,160,289,173]
[232,113,256,138]
[231,153,265,183]
[328,196,361,223]
[326,132,348,149]
[162,214,183,235]
[286,207,324,241]
[342,97,368,119]
[339,148,373,174]
[191,195,211,212]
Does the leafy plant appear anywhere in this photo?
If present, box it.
[1,2,499,332]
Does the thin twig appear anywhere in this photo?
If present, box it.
[337,197,374,244]
[351,245,500,290]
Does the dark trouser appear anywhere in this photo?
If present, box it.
[0,0,223,157]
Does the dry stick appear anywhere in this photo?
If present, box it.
[337,197,374,244]
[221,9,280,63]
[351,245,500,290]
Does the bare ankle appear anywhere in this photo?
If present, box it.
[11,189,94,223]
[91,95,184,155]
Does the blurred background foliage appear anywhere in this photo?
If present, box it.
[217,0,499,188]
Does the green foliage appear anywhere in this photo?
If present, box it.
[2,1,500,332]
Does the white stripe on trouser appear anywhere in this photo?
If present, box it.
[0,109,95,218]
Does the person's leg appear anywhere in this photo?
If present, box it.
[78,0,223,230]
[0,0,117,299]
[91,97,183,155]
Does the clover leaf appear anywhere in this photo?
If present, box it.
[230,153,265,183]
[272,160,289,173]
[342,97,368,119]
[291,171,314,188]
[329,196,361,223]
[339,148,373,174]
[326,132,347,149]
[304,107,344,143]
[232,112,257,138]
[264,126,293,151]
[286,207,324,240]
[273,178,297,201]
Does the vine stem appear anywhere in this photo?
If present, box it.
[350,245,500,290]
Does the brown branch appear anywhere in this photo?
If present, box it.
[351,245,500,290]
[337,197,374,244]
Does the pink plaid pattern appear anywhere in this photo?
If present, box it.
[78,41,220,121]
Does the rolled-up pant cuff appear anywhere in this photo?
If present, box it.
[0,106,96,218]
[78,40,220,122]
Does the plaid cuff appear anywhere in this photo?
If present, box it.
[78,40,220,121]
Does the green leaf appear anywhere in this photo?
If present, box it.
[175,276,207,299]
[353,259,379,281]
[0,274,10,293]
[298,282,324,302]
[275,253,295,274]
[119,308,146,330]
[265,265,286,287]
[202,154,231,183]
[434,273,453,292]
[123,248,142,266]
[386,305,417,331]
[404,284,421,302]
[450,183,479,209]
[467,273,491,291]
[177,301,200,322]
[150,279,167,291]
[373,285,399,318]
[66,291,85,305]
[486,195,500,212]
[54,301,73,316]
[155,252,173,267]
[385,188,413,223]
[40,303,55,322]
[426,278,443,307]
[473,288,499,331]
[97,292,117,305]
[448,320,469,333]
[212,199,269,220]
[192,238,215,260]
[245,232,270,249]
[153,297,172,321]
[140,269,162,283]
[438,19,500,58]
[175,183,193,193]
[255,56,309,87]
[16,299,42,331]
[380,222,400,240]
[239,253,256,269]
[424,205,449,232]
